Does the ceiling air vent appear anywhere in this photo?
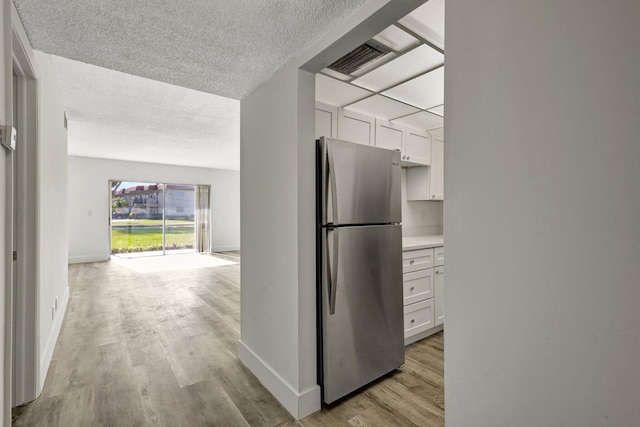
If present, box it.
[328,41,391,75]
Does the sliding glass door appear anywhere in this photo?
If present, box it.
[110,181,205,257]
[164,184,196,254]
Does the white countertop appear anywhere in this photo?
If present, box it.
[402,234,444,251]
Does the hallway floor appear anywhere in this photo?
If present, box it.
[13,252,444,426]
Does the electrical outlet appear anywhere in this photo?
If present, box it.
[52,306,55,320]
[55,297,58,311]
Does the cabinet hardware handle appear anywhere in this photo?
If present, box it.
[407,156,410,160]
[411,319,415,323]
[410,286,415,291]
[409,260,414,265]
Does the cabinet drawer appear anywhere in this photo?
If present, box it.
[434,246,444,267]
[403,299,435,339]
[402,248,434,273]
[403,269,433,305]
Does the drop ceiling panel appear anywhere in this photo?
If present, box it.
[428,104,444,117]
[399,0,445,50]
[351,44,444,92]
[321,68,351,81]
[392,111,443,131]
[372,25,420,52]
[382,66,444,110]
[345,95,420,120]
[316,74,373,107]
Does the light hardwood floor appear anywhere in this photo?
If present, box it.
[13,252,443,426]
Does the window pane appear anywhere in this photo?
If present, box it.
[164,184,196,254]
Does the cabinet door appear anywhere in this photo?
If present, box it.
[374,119,403,152]
[404,129,431,166]
[434,266,445,326]
[315,102,338,139]
[434,246,444,267]
[428,138,444,200]
[404,299,435,339]
[338,109,374,146]
[402,248,434,273]
[403,268,434,305]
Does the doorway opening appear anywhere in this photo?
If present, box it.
[110,181,210,257]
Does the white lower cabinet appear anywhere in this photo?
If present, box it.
[403,299,434,339]
[403,269,433,305]
[434,266,445,326]
[403,245,444,345]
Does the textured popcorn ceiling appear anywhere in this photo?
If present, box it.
[15,0,367,99]
[51,55,240,170]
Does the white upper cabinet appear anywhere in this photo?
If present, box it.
[429,138,444,200]
[338,109,374,146]
[315,102,338,139]
[374,118,403,151]
[404,129,431,166]
[375,119,431,167]
[406,134,444,200]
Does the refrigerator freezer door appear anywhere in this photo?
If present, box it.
[320,138,401,226]
[321,224,404,404]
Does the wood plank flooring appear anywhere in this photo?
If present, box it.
[13,252,444,426]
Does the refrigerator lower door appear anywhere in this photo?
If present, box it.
[321,224,404,404]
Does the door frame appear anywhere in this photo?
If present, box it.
[9,2,40,409]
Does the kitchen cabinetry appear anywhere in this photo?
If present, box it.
[403,245,444,345]
[374,119,403,151]
[315,102,338,139]
[434,266,445,325]
[338,109,374,146]
[404,128,431,166]
[375,119,431,166]
[406,137,444,201]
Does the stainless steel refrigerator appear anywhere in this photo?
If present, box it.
[317,137,404,404]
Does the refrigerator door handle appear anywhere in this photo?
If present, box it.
[327,228,339,315]
[326,141,339,224]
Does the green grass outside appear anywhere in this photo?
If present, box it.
[111,219,193,226]
[111,227,195,253]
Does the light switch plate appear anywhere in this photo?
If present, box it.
[1,125,17,150]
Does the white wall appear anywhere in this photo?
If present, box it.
[34,50,69,392]
[401,169,442,234]
[239,65,320,419]
[445,1,640,426]
[67,156,240,263]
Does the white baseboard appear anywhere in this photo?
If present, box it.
[238,340,321,420]
[404,324,444,346]
[39,285,69,392]
[210,245,240,252]
[68,254,109,264]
